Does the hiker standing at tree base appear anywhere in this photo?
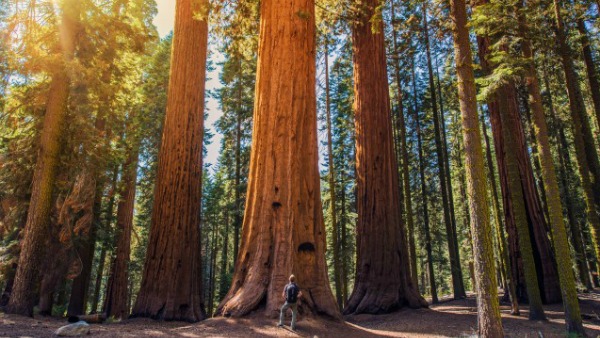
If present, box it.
[278,274,302,330]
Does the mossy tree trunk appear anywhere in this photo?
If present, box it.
[450,0,504,334]
[517,2,585,333]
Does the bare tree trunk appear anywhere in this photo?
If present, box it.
[216,0,340,319]
[90,168,118,314]
[132,0,208,322]
[450,0,503,334]
[6,0,79,317]
[104,151,138,319]
[344,0,427,313]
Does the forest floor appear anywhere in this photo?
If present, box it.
[2,291,600,337]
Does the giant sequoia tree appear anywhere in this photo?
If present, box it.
[131,0,208,322]
[216,0,340,319]
[343,0,427,315]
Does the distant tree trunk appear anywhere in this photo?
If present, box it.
[340,172,349,303]
[436,58,461,291]
[216,0,340,319]
[90,244,107,314]
[233,76,242,265]
[517,3,584,332]
[219,207,229,300]
[557,127,593,290]
[344,0,427,313]
[577,19,600,128]
[553,0,600,267]
[412,62,438,304]
[449,0,504,334]
[6,0,80,317]
[90,168,118,314]
[543,65,597,289]
[132,0,208,322]
[103,151,138,320]
[324,39,343,310]
[422,4,465,299]
[481,115,519,315]
[391,0,418,288]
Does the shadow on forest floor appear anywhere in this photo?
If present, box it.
[2,291,600,337]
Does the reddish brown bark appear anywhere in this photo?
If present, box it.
[344,0,427,314]
[216,0,340,319]
[104,151,138,319]
[131,0,208,322]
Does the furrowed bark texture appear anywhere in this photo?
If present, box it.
[132,0,208,322]
[450,0,504,335]
[344,0,427,315]
[216,0,340,319]
[104,151,138,319]
[6,0,79,317]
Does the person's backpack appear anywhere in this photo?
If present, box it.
[286,283,299,303]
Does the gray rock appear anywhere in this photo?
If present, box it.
[55,321,90,336]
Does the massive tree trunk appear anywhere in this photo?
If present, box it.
[553,0,600,268]
[103,151,138,319]
[343,0,428,313]
[422,3,465,299]
[450,0,503,335]
[216,0,340,319]
[390,0,418,288]
[6,0,79,317]
[131,0,208,322]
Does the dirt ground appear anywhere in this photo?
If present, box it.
[2,292,600,337]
